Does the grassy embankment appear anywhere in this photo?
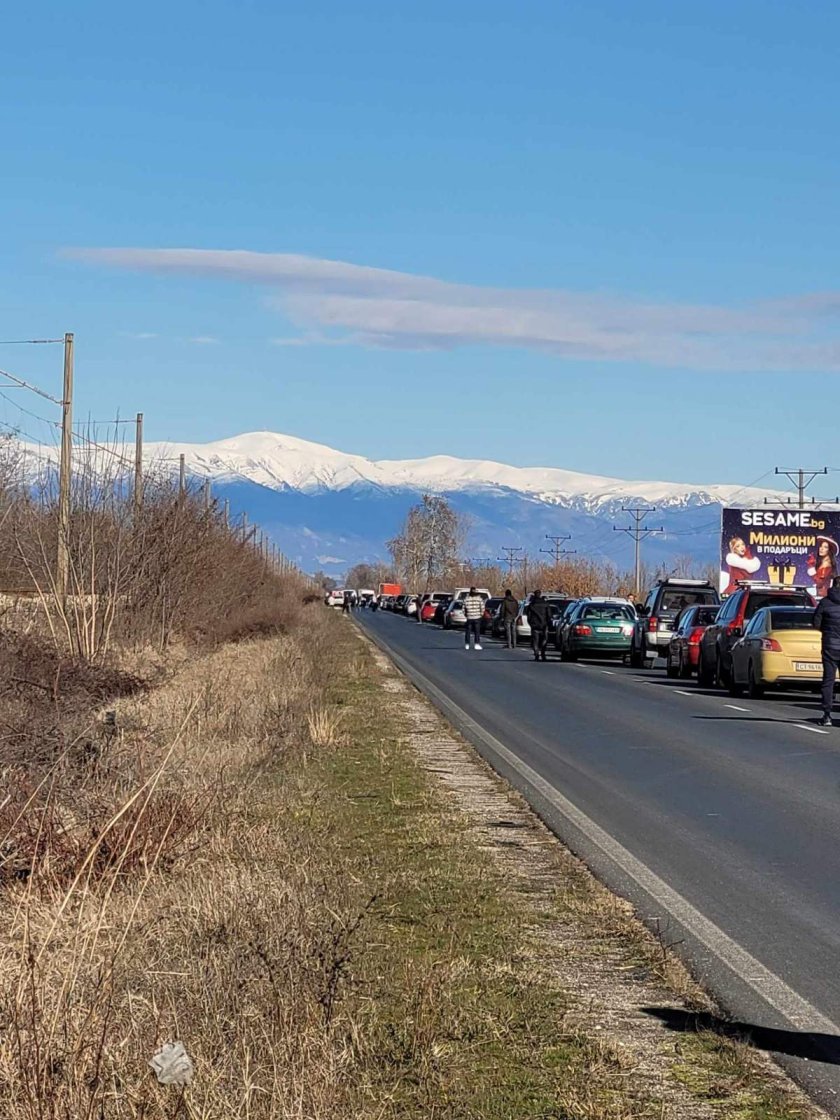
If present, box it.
[0,605,816,1118]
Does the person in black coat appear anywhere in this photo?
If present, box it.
[500,589,519,649]
[813,578,840,725]
[526,590,550,662]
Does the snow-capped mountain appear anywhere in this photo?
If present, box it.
[134,432,785,576]
[146,431,780,513]
[23,431,790,576]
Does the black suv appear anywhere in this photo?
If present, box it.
[630,578,720,668]
[697,582,815,688]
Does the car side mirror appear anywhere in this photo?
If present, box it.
[638,605,649,617]
[730,626,742,638]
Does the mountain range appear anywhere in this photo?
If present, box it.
[135,432,785,578]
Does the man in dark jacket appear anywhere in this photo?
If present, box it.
[526,590,550,662]
[814,578,840,726]
[500,589,519,648]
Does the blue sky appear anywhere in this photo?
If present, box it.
[3,1,840,486]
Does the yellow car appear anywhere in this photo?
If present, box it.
[729,606,824,698]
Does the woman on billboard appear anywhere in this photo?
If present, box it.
[724,536,761,594]
[808,535,838,599]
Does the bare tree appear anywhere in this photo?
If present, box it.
[388,495,464,590]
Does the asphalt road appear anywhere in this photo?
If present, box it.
[358,608,840,1112]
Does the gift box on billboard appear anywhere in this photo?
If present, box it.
[767,562,797,585]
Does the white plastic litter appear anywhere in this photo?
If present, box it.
[149,1041,193,1086]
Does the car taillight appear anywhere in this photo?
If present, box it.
[647,616,658,632]
[688,626,705,645]
[573,624,592,636]
[761,638,782,652]
[727,620,741,634]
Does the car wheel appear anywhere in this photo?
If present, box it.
[728,670,745,697]
[715,653,730,689]
[629,643,643,669]
[697,651,714,687]
[678,651,692,679]
[747,663,765,700]
[666,653,678,679]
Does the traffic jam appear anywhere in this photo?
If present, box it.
[328,506,840,713]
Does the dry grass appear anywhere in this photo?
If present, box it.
[0,608,352,1119]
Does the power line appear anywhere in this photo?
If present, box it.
[0,367,63,405]
[0,338,63,345]
[0,387,58,430]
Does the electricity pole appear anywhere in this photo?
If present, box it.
[57,332,74,599]
[178,454,186,502]
[768,467,835,509]
[133,412,143,516]
[614,506,663,597]
[497,545,524,582]
[540,533,575,565]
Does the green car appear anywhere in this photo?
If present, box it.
[558,597,636,661]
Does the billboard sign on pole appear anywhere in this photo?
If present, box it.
[721,508,840,598]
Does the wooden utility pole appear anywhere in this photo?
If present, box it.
[57,332,74,599]
[241,512,248,542]
[614,506,663,597]
[133,412,143,516]
[178,454,186,501]
[223,498,230,528]
[203,477,211,511]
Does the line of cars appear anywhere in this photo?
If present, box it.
[381,576,829,700]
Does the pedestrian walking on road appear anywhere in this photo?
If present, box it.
[463,587,484,651]
[500,588,519,648]
[813,576,840,726]
[526,589,550,662]
[342,594,351,615]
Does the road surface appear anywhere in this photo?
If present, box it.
[359,609,840,1111]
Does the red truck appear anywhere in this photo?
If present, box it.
[378,582,402,597]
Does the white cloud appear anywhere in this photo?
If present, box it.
[67,247,840,372]
[121,331,158,340]
[187,335,219,345]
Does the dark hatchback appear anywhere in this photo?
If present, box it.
[697,582,815,688]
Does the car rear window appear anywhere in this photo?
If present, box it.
[681,606,719,627]
[659,588,717,611]
[582,604,635,621]
[745,593,812,618]
[768,608,816,629]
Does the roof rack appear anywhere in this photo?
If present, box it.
[658,577,714,586]
[734,580,812,591]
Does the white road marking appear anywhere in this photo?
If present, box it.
[601,670,615,675]
[797,724,830,735]
[673,689,693,697]
[725,704,751,713]
[371,634,840,1035]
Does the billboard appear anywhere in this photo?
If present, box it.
[721,508,840,598]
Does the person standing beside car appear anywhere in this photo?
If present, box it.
[526,589,550,662]
[500,589,519,649]
[813,576,840,726]
[463,587,484,651]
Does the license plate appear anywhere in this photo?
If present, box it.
[794,662,821,672]
[597,627,621,633]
